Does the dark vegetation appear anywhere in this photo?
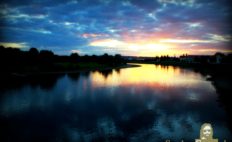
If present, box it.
[0,46,126,73]
[129,54,232,134]
[126,53,232,133]
[191,64,232,133]
[126,53,232,65]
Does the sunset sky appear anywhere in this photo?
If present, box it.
[0,0,231,56]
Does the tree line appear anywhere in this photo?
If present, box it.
[0,46,125,72]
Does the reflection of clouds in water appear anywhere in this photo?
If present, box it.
[0,87,54,116]
[154,112,200,140]
[187,92,199,102]
[0,64,231,141]
[62,118,122,142]
[97,118,120,137]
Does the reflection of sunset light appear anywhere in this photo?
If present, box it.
[91,64,203,88]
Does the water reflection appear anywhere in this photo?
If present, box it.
[67,72,81,81]
[91,64,204,88]
[0,73,64,92]
[0,64,231,142]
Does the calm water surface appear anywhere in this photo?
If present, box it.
[0,64,231,142]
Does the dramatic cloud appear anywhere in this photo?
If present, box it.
[160,39,212,44]
[0,0,231,56]
[0,42,29,48]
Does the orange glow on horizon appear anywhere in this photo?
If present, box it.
[88,31,231,56]
[89,38,182,56]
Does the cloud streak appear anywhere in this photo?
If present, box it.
[0,42,28,48]
[160,39,212,44]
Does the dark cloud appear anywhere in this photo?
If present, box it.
[0,0,32,7]
[129,0,161,11]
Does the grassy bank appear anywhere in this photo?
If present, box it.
[2,62,140,76]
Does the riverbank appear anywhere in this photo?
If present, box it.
[129,61,232,74]
[130,61,232,132]
[1,63,140,77]
[1,63,140,78]
[0,63,140,92]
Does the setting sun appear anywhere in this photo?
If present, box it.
[89,38,186,56]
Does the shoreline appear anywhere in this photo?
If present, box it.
[2,63,140,77]
[128,61,232,74]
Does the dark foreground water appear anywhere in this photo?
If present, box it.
[0,64,231,142]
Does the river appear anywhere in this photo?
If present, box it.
[0,64,231,142]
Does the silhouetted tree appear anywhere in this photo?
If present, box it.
[70,53,80,62]
[0,45,127,72]
[39,50,54,61]
[39,50,54,57]
[29,47,39,56]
